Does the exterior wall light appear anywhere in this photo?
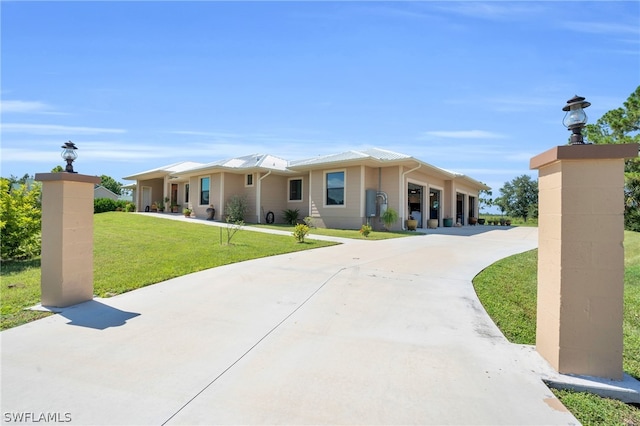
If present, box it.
[61,141,78,173]
[562,95,591,145]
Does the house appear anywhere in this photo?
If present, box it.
[94,185,119,201]
[122,148,489,230]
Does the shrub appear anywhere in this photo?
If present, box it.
[225,195,248,222]
[359,224,372,237]
[293,223,309,243]
[381,207,399,230]
[94,198,119,213]
[304,216,315,228]
[0,179,42,260]
[282,208,300,225]
[94,199,134,214]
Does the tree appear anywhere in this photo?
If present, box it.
[498,175,538,222]
[585,86,640,231]
[479,188,493,213]
[51,165,64,173]
[0,178,42,260]
[100,175,122,196]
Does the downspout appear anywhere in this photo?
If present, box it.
[400,162,421,230]
[257,170,272,223]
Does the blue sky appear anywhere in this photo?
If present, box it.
[2,1,639,200]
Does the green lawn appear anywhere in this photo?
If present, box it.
[473,230,640,425]
[1,213,338,330]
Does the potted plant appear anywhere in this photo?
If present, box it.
[443,217,453,227]
[156,200,165,212]
[171,203,180,213]
[381,207,399,231]
[478,218,485,225]
[183,208,192,217]
[406,215,418,231]
[469,217,478,226]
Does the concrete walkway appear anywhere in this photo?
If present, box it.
[1,224,580,425]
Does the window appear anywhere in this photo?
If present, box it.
[200,177,210,205]
[246,174,253,187]
[289,178,302,201]
[185,183,190,204]
[326,171,344,205]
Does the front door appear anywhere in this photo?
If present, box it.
[142,186,152,211]
[456,193,465,225]
[429,189,441,225]
[408,183,423,228]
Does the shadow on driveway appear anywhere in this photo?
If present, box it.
[57,300,140,330]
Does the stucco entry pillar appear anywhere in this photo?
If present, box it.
[35,172,101,308]
[530,143,638,380]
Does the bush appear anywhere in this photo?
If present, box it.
[225,195,248,222]
[0,178,42,260]
[94,198,118,213]
[282,208,300,225]
[293,223,310,243]
[94,198,131,214]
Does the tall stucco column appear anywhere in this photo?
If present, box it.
[35,172,101,308]
[530,143,638,380]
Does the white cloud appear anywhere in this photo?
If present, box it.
[563,21,640,36]
[2,123,126,135]
[421,130,506,139]
[1,100,51,113]
[434,2,546,21]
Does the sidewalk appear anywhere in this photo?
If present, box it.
[1,225,580,425]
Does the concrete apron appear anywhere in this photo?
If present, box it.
[1,227,578,425]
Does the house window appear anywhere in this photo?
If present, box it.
[326,171,344,206]
[185,183,190,204]
[246,174,254,187]
[289,178,302,201]
[200,177,210,205]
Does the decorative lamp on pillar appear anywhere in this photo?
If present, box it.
[61,141,78,173]
[562,95,591,145]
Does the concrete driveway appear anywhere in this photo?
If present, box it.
[1,225,579,425]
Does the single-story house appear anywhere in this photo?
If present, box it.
[94,185,119,201]
[122,148,489,231]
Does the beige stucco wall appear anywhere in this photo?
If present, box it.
[531,144,638,380]
[309,166,365,229]
[36,173,101,308]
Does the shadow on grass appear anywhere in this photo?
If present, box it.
[1,258,41,274]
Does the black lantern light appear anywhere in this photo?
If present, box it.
[562,95,591,145]
[61,141,78,173]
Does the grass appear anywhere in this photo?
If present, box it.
[250,223,422,240]
[1,213,338,330]
[473,230,640,424]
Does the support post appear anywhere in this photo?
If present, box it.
[530,143,638,380]
[35,172,101,308]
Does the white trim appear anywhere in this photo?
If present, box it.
[323,169,346,208]
[199,175,210,206]
[287,177,304,203]
[245,173,254,187]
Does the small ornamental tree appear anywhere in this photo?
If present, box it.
[225,195,248,223]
